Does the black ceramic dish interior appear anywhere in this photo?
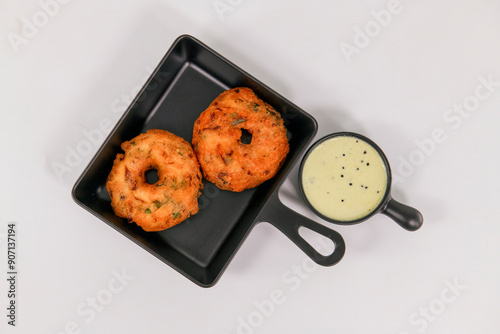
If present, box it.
[298,132,423,231]
[72,35,345,287]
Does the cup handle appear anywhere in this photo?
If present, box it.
[381,196,423,231]
[256,193,345,266]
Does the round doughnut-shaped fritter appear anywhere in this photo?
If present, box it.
[192,87,289,192]
[106,129,203,232]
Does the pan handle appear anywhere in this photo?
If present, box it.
[381,196,423,231]
[256,193,345,266]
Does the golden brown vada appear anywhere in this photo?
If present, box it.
[192,87,289,192]
[106,129,203,232]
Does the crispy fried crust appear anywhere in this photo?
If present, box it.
[106,129,204,232]
[192,87,289,192]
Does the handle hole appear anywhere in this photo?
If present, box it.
[298,227,335,256]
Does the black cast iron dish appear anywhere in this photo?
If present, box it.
[72,35,345,287]
[299,132,423,231]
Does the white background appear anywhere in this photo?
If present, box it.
[1,0,499,333]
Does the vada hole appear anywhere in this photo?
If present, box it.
[145,168,160,184]
[240,128,252,144]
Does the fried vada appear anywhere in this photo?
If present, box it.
[106,129,203,232]
[192,87,289,192]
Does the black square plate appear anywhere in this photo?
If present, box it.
[72,35,345,287]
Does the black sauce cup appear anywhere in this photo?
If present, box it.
[298,132,423,231]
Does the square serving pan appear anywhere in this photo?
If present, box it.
[72,35,345,287]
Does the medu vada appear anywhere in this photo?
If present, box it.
[192,87,289,192]
[106,129,204,232]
